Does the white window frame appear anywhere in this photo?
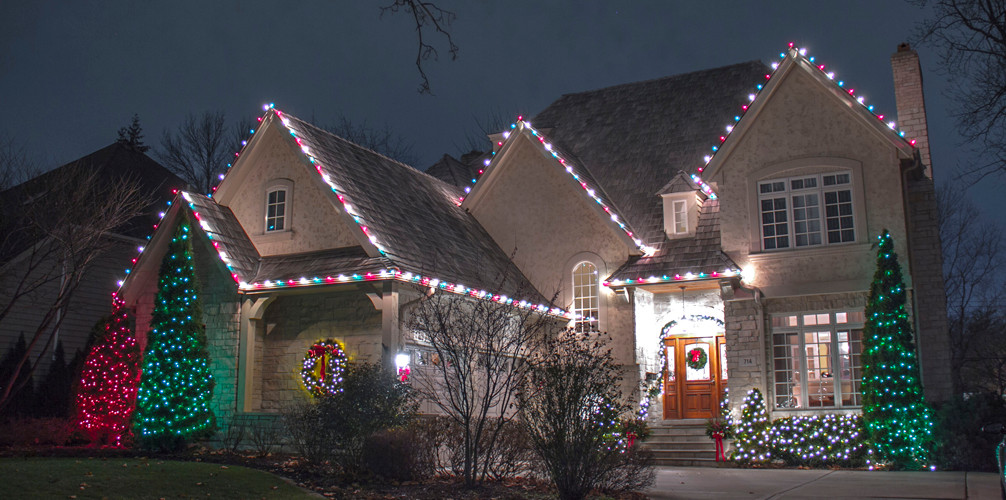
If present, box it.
[264,179,293,233]
[572,261,599,332]
[758,172,855,251]
[771,310,864,410]
[672,199,688,234]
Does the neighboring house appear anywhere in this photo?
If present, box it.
[116,43,948,431]
[0,142,184,384]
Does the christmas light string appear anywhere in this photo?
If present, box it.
[113,110,574,319]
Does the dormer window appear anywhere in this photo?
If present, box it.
[672,200,688,234]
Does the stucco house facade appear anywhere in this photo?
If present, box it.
[116,44,949,432]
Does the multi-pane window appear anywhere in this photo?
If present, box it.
[672,200,687,234]
[759,172,855,251]
[266,189,287,232]
[572,262,599,332]
[772,310,864,409]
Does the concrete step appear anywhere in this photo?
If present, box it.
[652,457,734,467]
[651,449,718,459]
[646,421,723,467]
[645,435,716,445]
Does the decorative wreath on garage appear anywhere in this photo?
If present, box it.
[686,347,708,370]
[301,339,348,397]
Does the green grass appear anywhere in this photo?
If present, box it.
[0,457,318,499]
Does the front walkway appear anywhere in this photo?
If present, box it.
[646,466,1001,499]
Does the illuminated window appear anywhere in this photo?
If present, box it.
[572,262,599,332]
[672,200,687,234]
[758,172,854,251]
[772,310,864,409]
[266,189,287,232]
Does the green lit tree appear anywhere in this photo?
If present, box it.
[134,216,215,450]
[861,230,934,470]
[731,388,770,463]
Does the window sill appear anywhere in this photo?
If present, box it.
[257,230,294,242]
[748,241,870,262]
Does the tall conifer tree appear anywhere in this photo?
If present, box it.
[75,299,141,445]
[134,216,215,450]
[861,230,934,469]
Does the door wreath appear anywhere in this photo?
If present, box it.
[686,347,708,370]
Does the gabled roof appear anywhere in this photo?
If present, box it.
[461,121,652,255]
[272,112,548,303]
[0,142,184,263]
[119,110,565,316]
[606,199,738,286]
[425,153,478,188]
[530,61,769,252]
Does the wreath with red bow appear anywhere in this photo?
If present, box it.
[686,347,708,370]
[301,339,348,397]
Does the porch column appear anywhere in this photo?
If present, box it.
[237,295,275,413]
[381,281,400,371]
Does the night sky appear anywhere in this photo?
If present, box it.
[0,1,991,218]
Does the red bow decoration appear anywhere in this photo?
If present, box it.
[691,350,701,363]
[310,345,329,381]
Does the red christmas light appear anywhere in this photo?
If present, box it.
[74,298,142,447]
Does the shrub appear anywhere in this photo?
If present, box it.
[363,428,424,481]
[282,362,416,473]
[933,393,1006,471]
[407,415,452,477]
[518,331,654,500]
[732,388,770,463]
[767,414,868,467]
[0,418,77,447]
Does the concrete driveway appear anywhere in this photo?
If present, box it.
[646,466,1002,499]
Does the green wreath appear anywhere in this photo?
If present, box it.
[686,347,708,370]
[301,339,348,397]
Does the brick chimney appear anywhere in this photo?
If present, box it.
[891,43,933,177]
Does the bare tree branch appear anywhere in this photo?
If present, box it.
[380,0,459,94]
[913,0,1006,178]
[158,111,232,194]
[0,164,150,412]
[407,277,561,485]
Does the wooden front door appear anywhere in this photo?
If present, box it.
[663,336,725,419]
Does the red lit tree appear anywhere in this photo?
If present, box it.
[75,297,141,446]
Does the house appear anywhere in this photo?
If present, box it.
[0,143,183,396]
[115,43,949,432]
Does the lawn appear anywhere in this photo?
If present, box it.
[0,457,317,499]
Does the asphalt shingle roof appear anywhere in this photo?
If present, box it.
[259,112,545,301]
[532,61,769,261]
[608,199,736,282]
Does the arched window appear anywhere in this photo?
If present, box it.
[572,262,599,332]
[264,179,293,233]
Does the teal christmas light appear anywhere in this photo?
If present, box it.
[134,215,215,450]
[861,230,934,470]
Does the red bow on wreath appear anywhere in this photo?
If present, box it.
[691,350,701,363]
[310,345,329,381]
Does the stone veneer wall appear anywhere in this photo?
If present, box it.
[191,236,242,434]
[723,297,765,404]
[256,288,382,412]
[905,174,952,401]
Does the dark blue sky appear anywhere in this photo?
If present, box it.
[0,1,986,211]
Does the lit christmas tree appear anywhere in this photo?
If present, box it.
[732,388,770,463]
[75,298,141,446]
[861,230,934,470]
[134,217,215,450]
